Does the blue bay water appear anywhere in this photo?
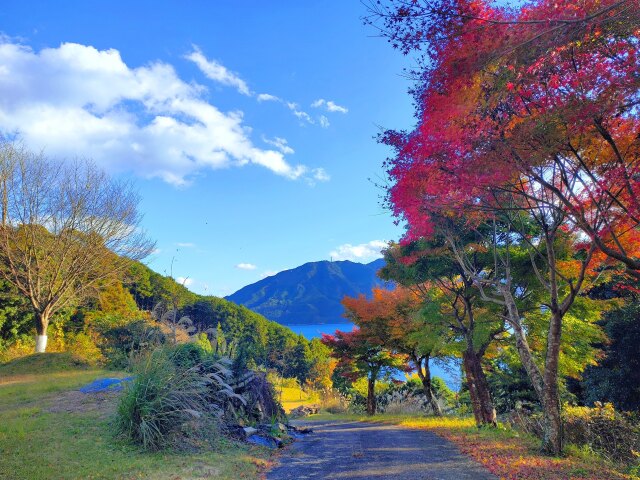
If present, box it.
[288,322,461,391]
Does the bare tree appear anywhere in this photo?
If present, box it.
[0,142,154,352]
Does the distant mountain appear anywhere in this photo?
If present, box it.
[225,259,391,325]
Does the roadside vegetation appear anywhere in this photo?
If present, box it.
[0,354,270,480]
[308,411,638,480]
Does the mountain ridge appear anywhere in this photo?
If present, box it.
[225,258,391,325]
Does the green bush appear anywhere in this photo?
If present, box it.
[98,318,165,369]
[114,347,217,451]
[564,403,640,465]
[172,342,210,369]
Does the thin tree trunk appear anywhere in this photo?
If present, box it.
[500,285,544,399]
[35,310,49,353]
[366,372,377,416]
[541,311,563,455]
[414,355,443,416]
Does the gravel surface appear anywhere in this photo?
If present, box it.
[266,420,497,480]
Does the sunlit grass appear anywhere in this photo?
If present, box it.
[0,353,270,480]
[269,376,319,413]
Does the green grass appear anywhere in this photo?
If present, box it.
[0,353,269,480]
[267,375,319,413]
[279,386,319,412]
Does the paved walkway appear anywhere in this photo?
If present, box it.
[266,420,496,480]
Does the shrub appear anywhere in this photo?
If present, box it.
[98,319,165,369]
[0,335,35,363]
[65,331,104,365]
[114,347,218,451]
[564,403,640,464]
[508,402,640,465]
[0,328,103,365]
[376,379,450,415]
[172,342,210,369]
[320,390,351,414]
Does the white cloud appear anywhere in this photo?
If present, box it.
[236,263,257,270]
[312,168,330,182]
[286,102,314,124]
[262,136,294,155]
[176,242,195,248]
[176,276,193,287]
[260,270,278,278]
[329,240,388,262]
[311,99,348,114]
[185,46,251,96]
[257,93,280,102]
[0,41,319,185]
[318,115,330,128]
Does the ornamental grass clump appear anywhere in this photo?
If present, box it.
[114,347,218,451]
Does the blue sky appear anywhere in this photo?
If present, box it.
[0,1,415,296]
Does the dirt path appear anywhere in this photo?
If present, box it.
[266,420,496,480]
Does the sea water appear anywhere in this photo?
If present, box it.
[287,322,461,391]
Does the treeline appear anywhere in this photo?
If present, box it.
[127,261,333,387]
[0,143,331,388]
[0,259,332,388]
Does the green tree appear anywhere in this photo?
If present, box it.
[322,328,407,415]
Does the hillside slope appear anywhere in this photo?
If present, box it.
[225,259,391,325]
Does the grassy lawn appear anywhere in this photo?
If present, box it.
[278,385,319,413]
[309,413,639,480]
[268,376,319,413]
[0,354,270,480]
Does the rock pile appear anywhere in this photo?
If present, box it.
[288,404,320,418]
[226,422,313,449]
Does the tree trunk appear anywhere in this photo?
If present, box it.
[500,285,544,399]
[463,349,496,426]
[366,372,377,416]
[35,310,50,353]
[415,355,442,416]
[541,311,563,455]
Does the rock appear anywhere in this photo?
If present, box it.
[257,422,286,433]
[288,404,320,418]
[243,427,258,436]
[291,425,313,434]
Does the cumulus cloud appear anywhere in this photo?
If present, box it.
[318,115,330,128]
[236,263,257,270]
[260,270,279,278]
[0,41,318,185]
[185,46,251,96]
[329,240,388,262]
[311,99,348,114]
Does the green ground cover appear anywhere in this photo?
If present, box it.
[0,354,269,480]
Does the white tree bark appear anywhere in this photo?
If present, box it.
[35,335,48,353]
